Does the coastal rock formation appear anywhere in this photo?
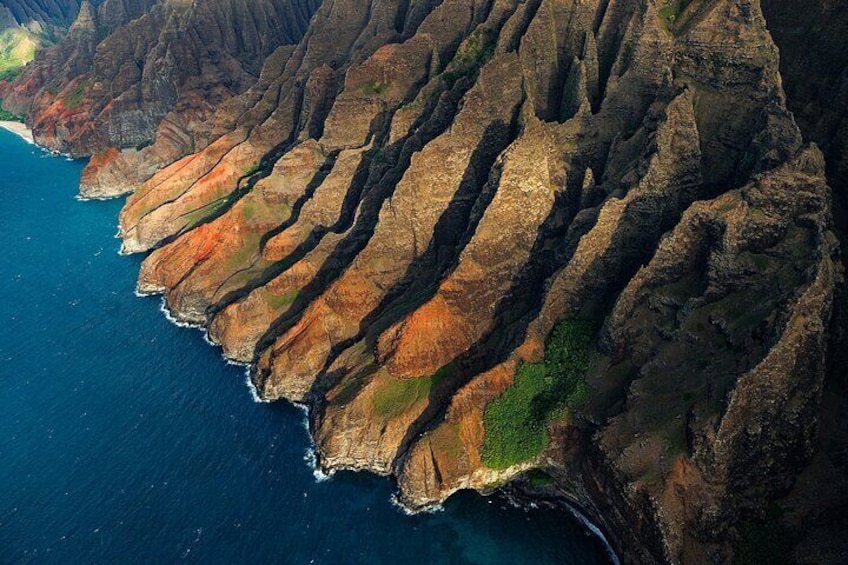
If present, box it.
[2,0,319,197]
[6,0,848,563]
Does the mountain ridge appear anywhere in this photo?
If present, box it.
[3,1,847,563]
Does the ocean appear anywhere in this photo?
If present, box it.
[0,129,608,564]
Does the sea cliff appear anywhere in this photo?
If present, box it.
[4,1,846,562]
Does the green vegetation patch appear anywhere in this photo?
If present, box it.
[224,232,262,271]
[373,366,452,420]
[0,98,24,122]
[331,360,375,405]
[266,289,299,310]
[64,82,88,110]
[242,198,259,220]
[482,320,594,470]
[658,0,691,34]
[0,28,38,74]
[661,423,689,457]
[359,79,390,96]
[243,161,263,177]
[181,198,229,229]
[0,67,22,82]
[441,29,497,86]
[526,469,554,487]
[429,423,462,460]
[240,194,288,227]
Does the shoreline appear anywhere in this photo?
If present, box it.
[144,274,622,563]
[0,120,35,144]
[2,115,621,562]
[499,485,621,565]
[139,252,619,561]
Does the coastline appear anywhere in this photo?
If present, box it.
[0,88,622,565]
[0,121,34,144]
[144,266,621,562]
[0,135,613,564]
[501,486,622,565]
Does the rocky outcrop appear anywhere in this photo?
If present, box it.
[2,0,319,200]
[753,2,848,562]
[8,0,848,563]
[761,0,848,199]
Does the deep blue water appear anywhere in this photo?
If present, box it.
[0,130,609,564]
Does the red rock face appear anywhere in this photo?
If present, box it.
[10,0,848,562]
[2,0,320,198]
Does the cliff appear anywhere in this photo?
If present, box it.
[6,0,847,563]
[2,0,319,186]
[0,0,89,77]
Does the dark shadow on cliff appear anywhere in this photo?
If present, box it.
[305,110,522,411]
[245,76,477,366]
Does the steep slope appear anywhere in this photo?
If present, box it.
[761,0,848,198]
[6,0,846,563]
[0,0,88,78]
[753,2,848,562]
[0,0,87,28]
[1,0,319,197]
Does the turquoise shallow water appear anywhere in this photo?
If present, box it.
[0,130,609,564]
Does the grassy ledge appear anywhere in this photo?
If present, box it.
[482,320,594,470]
[373,366,452,420]
[658,0,690,34]
[0,27,37,75]
[0,97,25,122]
[440,29,496,87]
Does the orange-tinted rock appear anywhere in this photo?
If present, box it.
[255,50,526,402]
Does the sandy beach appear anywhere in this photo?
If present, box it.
[0,121,34,144]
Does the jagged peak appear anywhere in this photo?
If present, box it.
[70,0,98,33]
